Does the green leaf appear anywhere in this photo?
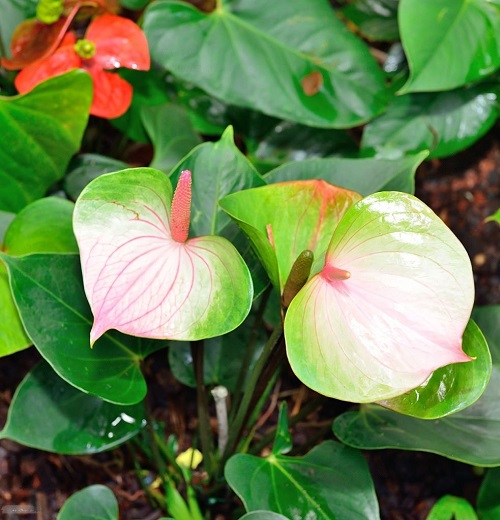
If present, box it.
[0,361,145,454]
[0,71,92,211]
[340,0,399,41]
[272,403,292,455]
[486,208,500,225]
[239,514,289,520]
[0,197,79,357]
[4,197,78,255]
[247,121,357,174]
[399,0,500,93]
[285,192,475,403]
[168,310,265,391]
[0,0,37,58]
[225,441,380,519]
[64,154,128,200]
[110,68,171,143]
[477,467,500,520]
[143,103,202,173]
[143,0,388,128]
[265,152,428,196]
[118,0,150,10]
[378,320,491,418]
[0,211,15,243]
[426,496,478,520]
[220,179,361,292]
[0,253,165,405]
[361,87,499,159]
[333,306,500,466]
[57,485,118,520]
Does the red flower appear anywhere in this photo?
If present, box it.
[15,14,150,119]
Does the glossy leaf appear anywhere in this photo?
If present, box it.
[220,180,361,292]
[247,120,357,173]
[0,361,145,454]
[143,0,388,128]
[168,311,265,391]
[266,152,428,196]
[0,197,78,357]
[399,0,500,93]
[57,485,118,520]
[111,69,171,143]
[361,87,499,159]
[477,467,500,520]
[0,71,92,212]
[143,103,202,173]
[64,154,128,200]
[73,167,253,342]
[239,513,289,520]
[333,306,500,466]
[285,192,474,402]
[340,0,399,41]
[377,320,491,418]
[225,441,380,519]
[426,496,477,520]
[0,253,165,405]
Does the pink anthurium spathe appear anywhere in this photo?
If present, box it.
[73,168,253,345]
[14,13,150,118]
[284,192,474,403]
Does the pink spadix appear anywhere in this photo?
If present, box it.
[322,264,351,282]
[171,170,192,243]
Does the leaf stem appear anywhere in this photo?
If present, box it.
[191,340,215,475]
[221,322,284,466]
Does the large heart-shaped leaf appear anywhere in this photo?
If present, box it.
[73,167,253,343]
[225,441,380,519]
[333,306,500,466]
[0,253,164,405]
[0,197,78,357]
[265,152,428,196]
[57,485,118,520]
[220,180,362,292]
[0,70,92,211]
[399,0,500,93]
[285,192,474,402]
[0,361,145,454]
[361,87,499,159]
[143,0,388,128]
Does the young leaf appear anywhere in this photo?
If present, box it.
[0,361,145,454]
[399,0,500,93]
[225,441,379,519]
[143,0,388,128]
[73,167,253,343]
[426,495,478,520]
[285,192,474,402]
[219,180,361,292]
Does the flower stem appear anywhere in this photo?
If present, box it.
[190,340,214,475]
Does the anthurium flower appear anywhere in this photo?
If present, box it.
[14,13,150,118]
[284,192,474,403]
[73,168,253,345]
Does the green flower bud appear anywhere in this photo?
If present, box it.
[36,0,64,24]
[74,39,96,60]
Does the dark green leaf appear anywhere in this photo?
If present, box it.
[225,441,380,519]
[265,152,428,195]
[0,361,145,454]
[64,154,128,200]
[239,514,289,520]
[57,485,118,520]
[143,0,388,128]
[0,71,92,211]
[143,103,202,173]
[399,0,500,93]
[0,253,165,405]
[477,467,500,520]
[118,0,150,10]
[426,495,477,520]
[361,87,499,159]
[272,403,292,455]
[111,68,171,143]
[340,0,399,41]
[333,306,500,466]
